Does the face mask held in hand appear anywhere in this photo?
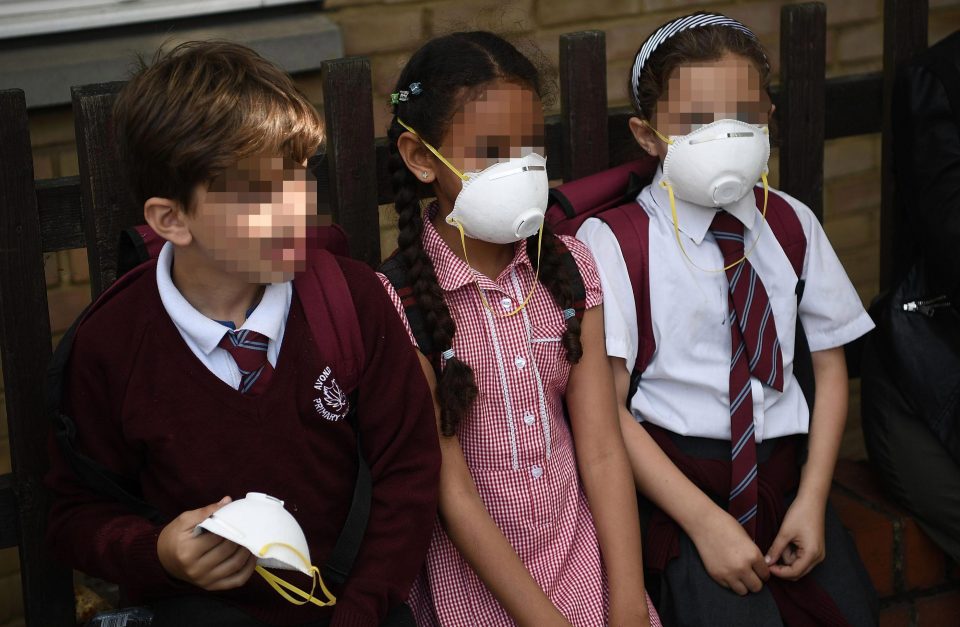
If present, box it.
[195,492,337,608]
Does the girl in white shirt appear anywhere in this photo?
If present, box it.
[577,13,878,626]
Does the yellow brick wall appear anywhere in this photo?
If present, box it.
[4,1,960,623]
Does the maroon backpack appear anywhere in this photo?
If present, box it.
[545,159,814,406]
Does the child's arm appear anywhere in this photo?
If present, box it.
[565,306,649,626]
[417,354,573,627]
[333,264,442,626]
[765,346,846,579]
[611,358,771,596]
[45,329,251,595]
[376,270,569,625]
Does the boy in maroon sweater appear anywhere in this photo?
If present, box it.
[44,42,440,627]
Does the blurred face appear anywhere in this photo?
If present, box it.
[637,52,770,160]
[186,155,316,283]
[432,80,545,206]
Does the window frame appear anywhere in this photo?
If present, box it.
[0,0,317,40]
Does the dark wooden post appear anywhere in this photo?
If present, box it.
[778,2,826,222]
[560,31,609,181]
[321,57,381,267]
[73,81,141,297]
[880,0,928,290]
[0,89,75,626]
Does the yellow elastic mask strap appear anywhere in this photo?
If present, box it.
[396,118,469,181]
[663,171,769,273]
[641,119,675,146]
[255,543,336,607]
[449,217,542,317]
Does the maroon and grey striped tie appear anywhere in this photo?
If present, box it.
[710,210,785,537]
[218,329,273,396]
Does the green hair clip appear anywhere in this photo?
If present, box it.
[390,82,423,106]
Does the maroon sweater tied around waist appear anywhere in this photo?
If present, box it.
[642,423,850,627]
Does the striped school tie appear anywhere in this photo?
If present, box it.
[710,210,785,537]
[218,329,273,396]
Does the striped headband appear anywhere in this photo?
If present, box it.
[630,13,760,110]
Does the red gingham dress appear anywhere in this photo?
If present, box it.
[378,208,661,626]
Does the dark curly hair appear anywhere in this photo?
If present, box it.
[387,31,582,437]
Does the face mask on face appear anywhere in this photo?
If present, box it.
[646,118,771,273]
[196,493,336,608]
[655,118,770,207]
[398,118,547,316]
[397,118,549,244]
[445,153,549,244]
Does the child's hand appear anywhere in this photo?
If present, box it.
[689,507,769,595]
[765,493,826,581]
[157,496,258,590]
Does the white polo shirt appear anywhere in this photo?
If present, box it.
[576,167,874,441]
[155,241,292,390]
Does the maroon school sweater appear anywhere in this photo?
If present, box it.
[44,255,440,627]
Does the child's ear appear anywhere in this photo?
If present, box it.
[629,117,664,159]
[396,131,437,183]
[144,197,192,247]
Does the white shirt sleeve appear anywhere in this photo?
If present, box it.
[576,218,641,371]
[789,196,876,352]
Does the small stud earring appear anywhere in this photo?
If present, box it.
[421,172,429,179]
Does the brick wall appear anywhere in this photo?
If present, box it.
[4,1,960,623]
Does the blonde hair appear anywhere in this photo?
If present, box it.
[114,40,324,211]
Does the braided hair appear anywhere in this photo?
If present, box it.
[388,32,582,437]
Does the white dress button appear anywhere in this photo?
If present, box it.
[523,412,536,426]
[515,355,526,370]
[500,297,513,311]
[530,465,543,479]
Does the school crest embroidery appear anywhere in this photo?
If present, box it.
[314,366,349,421]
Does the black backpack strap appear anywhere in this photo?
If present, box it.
[793,280,817,412]
[46,308,163,524]
[116,227,152,278]
[321,392,371,587]
[927,56,960,127]
[379,254,436,359]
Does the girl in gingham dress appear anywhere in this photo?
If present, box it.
[377,32,660,626]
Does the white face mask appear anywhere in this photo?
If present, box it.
[658,119,770,207]
[396,118,548,245]
[396,118,548,316]
[196,492,336,607]
[445,153,549,244]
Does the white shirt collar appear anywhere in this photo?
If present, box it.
[647,166,758,245]
[156,241,289,355]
